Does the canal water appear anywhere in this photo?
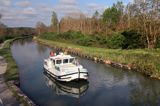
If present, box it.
[11,39,160,106]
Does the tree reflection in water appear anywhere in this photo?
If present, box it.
[130,76,160,106]
[13,38,32,46]
[36,43,48,55]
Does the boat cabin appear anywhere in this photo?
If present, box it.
[50,55,76,65]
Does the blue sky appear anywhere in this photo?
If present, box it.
[0,0,132,27]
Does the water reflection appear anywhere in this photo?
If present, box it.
[44,72,89,98]
[36,43,48,55]
[130,77,160,106]
[12,38,32,46]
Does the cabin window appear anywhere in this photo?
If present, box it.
[63,59,68,64]
[69,58,74,63]
[56,60,62,64]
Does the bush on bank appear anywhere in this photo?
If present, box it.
[39,30,147,49]
[156,38,160,48]
[121,30,145,49]
[0,35,15,43]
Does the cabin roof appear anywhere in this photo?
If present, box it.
[50,54,74,60]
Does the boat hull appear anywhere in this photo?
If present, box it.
[43,67,88,82]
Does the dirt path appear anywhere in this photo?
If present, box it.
[0,56,21,106]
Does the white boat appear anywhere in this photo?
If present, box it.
[43,51,88,82]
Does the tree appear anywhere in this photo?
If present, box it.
[102,6,121,24]
[92,11,102,33]
[102,6,122,31]
[130,0,160,48]
[51,11,58,32]
[36,21,47,35]
[113,1,127,31]
[113,1,124,14]
[92,11,100,19]
[0,14,7,36]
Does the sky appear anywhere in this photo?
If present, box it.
[0,0,132,27]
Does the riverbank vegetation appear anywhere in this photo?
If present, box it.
[0,39,19,81]
[0,27,35,43]
[39,30,145,49]
[36,37,160,79]
[36,0,160,49]
[0,36,32,81]
[35,0,160,79]
[0,37,33,106]
[0,14,35,43]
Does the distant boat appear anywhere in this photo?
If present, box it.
[44,72,89,98]
[43,51,88,82]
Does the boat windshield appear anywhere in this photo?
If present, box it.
[63,59,69,64]
[56,60,62,64]
[69,58,75,63]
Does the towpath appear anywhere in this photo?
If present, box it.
[0,43,21,106]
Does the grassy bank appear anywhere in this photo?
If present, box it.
[0,36,32,81]
[0,37,33,106]
[35,37,160,79]
[0,39,19,81]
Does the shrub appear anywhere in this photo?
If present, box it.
[39,32,57,40]
[104,32,125,49]
[156,38,160,48]
[76,36,96,46]
[0,35,15,43]
[122,30,144,49]
[39,31,147,49]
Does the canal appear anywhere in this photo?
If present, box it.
[11,39,160,106]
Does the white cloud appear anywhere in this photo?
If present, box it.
[1,0,121,27]
[16,1,31,7]
[38,4,53,12]
[59,0,77,5]
[1,7,37,22]
[87,3,106,11]
[55,5,80,13]
[43,7,53,12]
[88,3,101,9]
[54,0,81,18]
[21,7,37,15]
[86,3,106,17]
[0,0,11,6]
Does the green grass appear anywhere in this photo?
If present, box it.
[0,36,32,81]
[0,39,19,81]
[35,37,160,79]
[0,37,33,106]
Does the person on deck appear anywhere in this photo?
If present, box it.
[50,51,55,57]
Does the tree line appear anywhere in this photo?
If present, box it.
[36,0,160,49]
[0,14,35,43]
[0,0,159,49]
